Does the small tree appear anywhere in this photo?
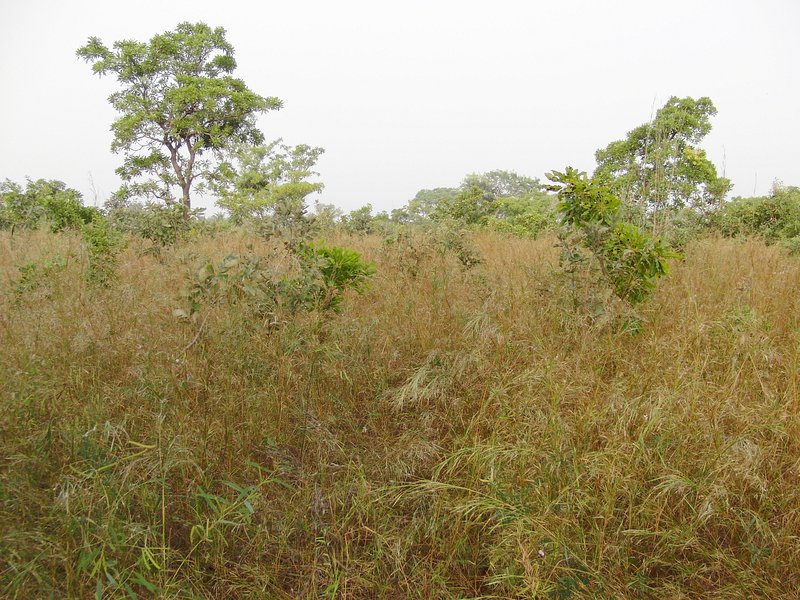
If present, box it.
[546,167,678,307]
[78,22,281,220]
[213,140,324,224]
[342,204,376,235]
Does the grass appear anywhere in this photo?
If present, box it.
[1,228,799,598]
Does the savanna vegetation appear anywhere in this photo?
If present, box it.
[2,21,799,600]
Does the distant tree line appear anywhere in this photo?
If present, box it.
[1,20,797,257]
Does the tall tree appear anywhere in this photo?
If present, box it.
[594,96,731,223]
[78,22,280,220]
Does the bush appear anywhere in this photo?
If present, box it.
[82,217,124,286]
[341,204,377,235]
[302,243,377,311]
[0,178,98,232]
[13,255,68,300]
[484,195,556,238]
[546,167,679,308]
[711,184,800,243]
[181,242,375,342]
[105,197,194,252]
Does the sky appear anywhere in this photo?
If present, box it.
[1,0,798,215]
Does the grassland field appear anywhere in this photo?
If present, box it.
[1,229,799,598]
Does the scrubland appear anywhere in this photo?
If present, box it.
[1,229,799,598]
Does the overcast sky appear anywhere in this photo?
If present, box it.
[1,0,798,214]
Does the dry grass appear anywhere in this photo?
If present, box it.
[1,228,799,598]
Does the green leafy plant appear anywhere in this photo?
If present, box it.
[0,178,99,233]
[179,242,375,349]
[302,243,376,311]
[438,225,483,269]
[546,167,679,308]
[711,184,800,243]
[594,96,731,222]
[214,140,325,228]
[136,202,191,252]
[13,255,68,300]
[82,217,124,287]
[341,204,377,235]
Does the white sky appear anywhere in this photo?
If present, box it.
[1,0,798,214]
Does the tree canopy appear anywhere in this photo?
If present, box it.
[594,96,731,220]
[461,169,542,200]
[212,140,325,224]
[77,22,280,219]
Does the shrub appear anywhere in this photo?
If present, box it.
[180,242,375,345]
[546,167,678,307]
[0,178,98,232]
[302,243,376,310]
[13,255,68,300]
[105,197,194,252]
[82,217,124,286]
[711,184,800,243]
[341,204,377,235]
[485,195,556,238]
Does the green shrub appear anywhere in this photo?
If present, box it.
[712,185,800,242]
[181,243,376,344]
[82,217,124,286]
[546,167,678,307]
[106,197,194,253]
[484,195,556,238]
[13,255,68,300]
[341,204,377,235]
[0,178,98,232]
[302,243,376,310]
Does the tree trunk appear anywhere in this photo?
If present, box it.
[182,184,191,222]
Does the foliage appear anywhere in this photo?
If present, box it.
[104,194,197,252]
[461,169,542,199]
[82,217,124,286]
[12,255,68,300]
[381,227,436,278]
[547,167,678,306]
[213,140,324,224]
[400,170,552,237]
[136,202,193,250]
[0,178,99,232]
[434,185,494,225]
[311,201,343,234]
[437,225,484,268]
[392,187,459,224]
[302,243,376,311]
[780,236,800,256]
[484,194,556,238]
[711,184,800,243]
[602,221,674,304]
[342,204,377,235]
[77,22,281,219]
[182,242,375,331]
[381,224,483,276]
[342,208,395,237]
[594,96,731,219]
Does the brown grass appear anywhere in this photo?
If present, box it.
[1,229,799,598]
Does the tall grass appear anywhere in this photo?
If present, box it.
[1,229,798,598]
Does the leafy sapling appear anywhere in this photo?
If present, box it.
[546,167,678,308]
